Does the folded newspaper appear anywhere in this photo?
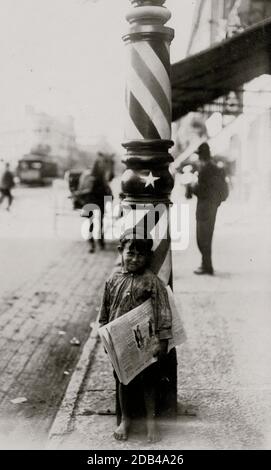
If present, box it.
[98,287,186,385]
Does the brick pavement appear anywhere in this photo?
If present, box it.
[0,240,116,448]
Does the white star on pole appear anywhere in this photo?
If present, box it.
[141,172,160,188]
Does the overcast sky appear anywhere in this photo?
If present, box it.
[0,0,196,147]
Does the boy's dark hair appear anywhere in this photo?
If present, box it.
[119,228,153,253]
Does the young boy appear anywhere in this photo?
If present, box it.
[99,228,172,443]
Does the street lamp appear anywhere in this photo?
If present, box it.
[121,0,177,417]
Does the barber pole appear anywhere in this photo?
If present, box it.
[121,0,177,416]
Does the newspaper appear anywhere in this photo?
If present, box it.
[166,286,187,351]
[98,286,186,385]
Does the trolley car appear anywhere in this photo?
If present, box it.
[17,154,58,185]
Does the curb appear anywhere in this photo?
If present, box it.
[47,260,118,450]
[47,321,100,449]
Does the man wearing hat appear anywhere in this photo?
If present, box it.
[189,142,226,275]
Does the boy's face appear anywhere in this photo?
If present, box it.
[121,241,148,273]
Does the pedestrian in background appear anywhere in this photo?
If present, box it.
[187,143,228,275]
[0,163,15,211]
[80,154,113,253]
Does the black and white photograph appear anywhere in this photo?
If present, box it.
[0,0,270,456]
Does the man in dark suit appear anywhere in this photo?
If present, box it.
[189,143,226,275]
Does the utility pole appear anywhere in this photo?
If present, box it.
[122,0,177,416]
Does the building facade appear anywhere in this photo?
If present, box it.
[27,107,77,174]
[0,107,77,174]
[176,0,271,201]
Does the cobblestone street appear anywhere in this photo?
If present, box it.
[0,241,115,448]
[0,186,116,448]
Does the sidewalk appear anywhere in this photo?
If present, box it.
[0,240,116,449]
[48,201,271,450]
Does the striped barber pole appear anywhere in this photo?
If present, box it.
[122,0,174,288]
[124,40,172,140]
[122,202,172,286]
[121,0,177,418]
